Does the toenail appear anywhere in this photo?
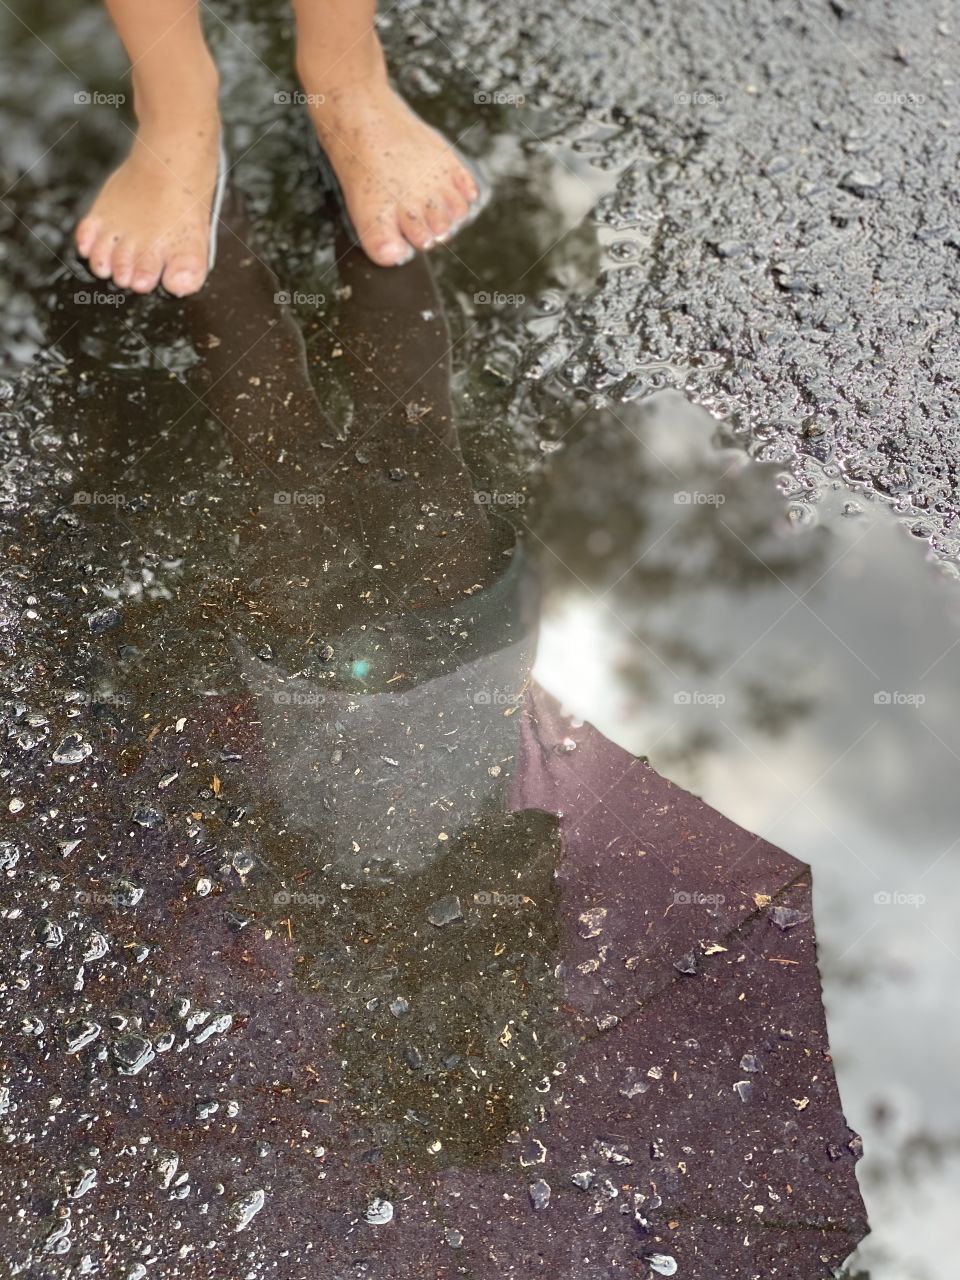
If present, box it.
[167,271,200,295]
[379,241,411,264]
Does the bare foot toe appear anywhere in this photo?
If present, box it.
[442,188,470,232]
[345,205,408,266]
[423,197,455,243]
[88,233,117,280]
[398,207,436,252]
[75,87,220,296]
[453,165,480,206]
[111,239,137,289]
[301,57,483,268]
[366,235,413,268]
[75,217,100,259]
[131,250,164,295]
[162,252,208,297]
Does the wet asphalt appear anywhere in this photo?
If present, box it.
[1,1,958,1278]
[390,0,960,555]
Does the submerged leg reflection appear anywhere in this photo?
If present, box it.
[2,196,867,1280]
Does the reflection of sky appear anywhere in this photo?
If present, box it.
[534,396,960,1280]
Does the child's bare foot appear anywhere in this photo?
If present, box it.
[75,69,221,297]
[298,42,481,268]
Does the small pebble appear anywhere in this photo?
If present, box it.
[365,1197,393,1226]
[86,607,121,635]
[648,1255,678,1277]
[529,1178,551,1210]
[427,895,463,927]
[229,1188,265,1232]
[770,906,807,930]
[577,906,607,939]
[52,735,92,765]
[841,169,884,197]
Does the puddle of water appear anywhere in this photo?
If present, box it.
[0,4,952,1276]
[1,219,867,1280]
[534,391,960,1280]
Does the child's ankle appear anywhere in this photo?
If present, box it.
[131,52,220,129]
[295,29,387,98]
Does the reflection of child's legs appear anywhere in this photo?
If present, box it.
[75,0,220,297]
[293,0,481,268]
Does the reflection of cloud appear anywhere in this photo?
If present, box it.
[536,410,960,1269]
[853,1150,960,1280]
[531,393,831,764]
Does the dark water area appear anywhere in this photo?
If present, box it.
[0,195,867,1277]
[1,2,958,1278]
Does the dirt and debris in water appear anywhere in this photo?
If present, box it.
[2,0,951,1276]
[0,190,868,1276]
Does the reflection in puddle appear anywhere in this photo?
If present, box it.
[535,394,960,1280]
[0,9,951,1273]
[0,195,868,1277]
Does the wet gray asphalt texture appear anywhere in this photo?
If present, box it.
[400,0,960,546]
